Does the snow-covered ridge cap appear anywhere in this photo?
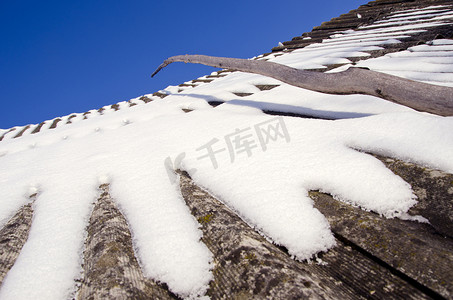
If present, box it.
[1,2,452,142]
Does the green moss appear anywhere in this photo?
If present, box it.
[198,213,213,224]
[244,253,257,260]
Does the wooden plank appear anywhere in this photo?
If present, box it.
[255,84,280,91]
[232,92,254,97]
[379,155,453,238]
[31,122,46,134]
[152,92,168,99]
[310,155,453,298]
[192,79,214,83]
[66,114,77,124]
[0,196,34,286]
[139,96,153,103]
[13,125,30,138]
[178,171,431,299]
[48,118,62,129]
[76,184,177,299]
[0,128,16,142]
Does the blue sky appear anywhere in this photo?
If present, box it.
[0,0,364,129]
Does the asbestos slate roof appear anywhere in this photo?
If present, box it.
[0,0,453,299]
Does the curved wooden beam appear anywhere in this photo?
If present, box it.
[152,54,453,117]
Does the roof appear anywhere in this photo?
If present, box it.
[0,0,452,299]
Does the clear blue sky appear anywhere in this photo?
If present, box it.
[0,0,364,129]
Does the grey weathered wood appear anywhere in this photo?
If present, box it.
[310,156,453,299]
[13,125,31,138]
[311,191,452,299]
[0,128,16,142]
[178,171,342,299]
[178,171,431,299]
[31,122,46,134]
[378,155,453,238]
[139,96,152,103]
[232,92,254,97]
[151,54,453,116]
[76,184,176,300]
[255,84,280,91]
[0,196,34,286]
[49,118,61,129]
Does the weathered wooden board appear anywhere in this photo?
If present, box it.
[0,196,34,287]
[178,170,435,299]
[76,184,176,299]
[0,166,450,299]
[310,155,453,299]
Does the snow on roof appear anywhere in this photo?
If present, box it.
[0,1,452,299]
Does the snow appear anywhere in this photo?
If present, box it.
[388,6,451,18]
[1,88,453,299]
[327,30,426,43]
[356,41,453,87]
[430,39,453,45]
[0,103,214,299]
[1,4,453,300]
[258,6,451,74]
[375,11,453,24]
[366,5,453,25]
